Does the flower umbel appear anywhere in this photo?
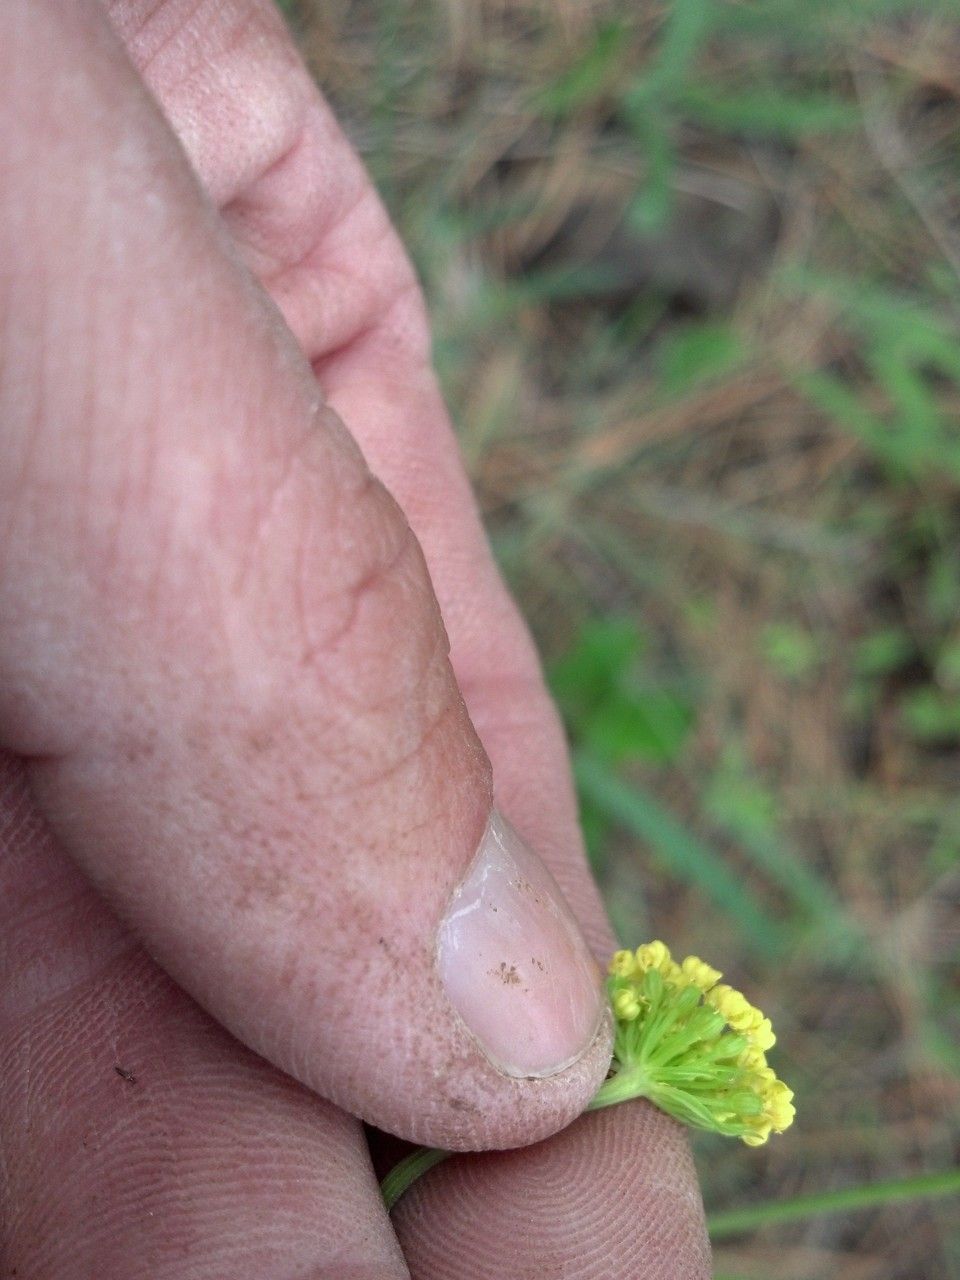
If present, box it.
[588,942,795,1146]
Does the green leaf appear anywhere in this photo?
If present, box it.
[853,629,914,678]
[588,691,694,766]
[782,267,960,360]
[658,322,744,396]
[936,638,960,690]
[620,0,716,232]
[791,368,918,479]
[926,549,960,626]
[760,622,821,682]
[705,752,777,840]
[625,115,676,234]
[549,619,694,767]
[549,618,642,710]
[902,688,960,743]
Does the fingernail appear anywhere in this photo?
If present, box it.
[437,809,604,1077]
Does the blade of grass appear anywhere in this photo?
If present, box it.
[535,19,629,117]
[620,0,716,231]
[682,85,859,137]
[704,753,865,960]
[708,1168,960,1239]
[574,750,783,959]
[731,825,862,961]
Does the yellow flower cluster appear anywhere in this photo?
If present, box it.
[595,940,795,1147]
[705,984,776,1054]
[610,944,722,996]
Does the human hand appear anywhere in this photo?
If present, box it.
[0,2,709,1275]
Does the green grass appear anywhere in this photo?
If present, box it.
[294,0,960,1272]
[708,1168,960,1240]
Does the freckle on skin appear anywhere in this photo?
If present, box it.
[489,961,521,985]
[247,730,275,754]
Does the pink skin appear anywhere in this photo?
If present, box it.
[0,1,710,1276]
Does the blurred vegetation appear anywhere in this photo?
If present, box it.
[291,0,960,1274]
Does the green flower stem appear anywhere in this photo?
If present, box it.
[381,1146,451,1212]
[586,1066,650,1111]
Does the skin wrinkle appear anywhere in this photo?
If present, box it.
[305,699,466,809]
[301,541,444,714]
[231,663,468,812]
[293,485,413,675]
[126,0,244,94]
[310,279,432,392]
[228,403,321,601]
[222,100,371,261]
[311,367,519,661]
[224,421,447,725]
[220,107,424,363]
[129,0,307,208]
[253,138,370,285]
[105,0,197,61]
[94,391,166,612]
[302,209,418,354]
[238,114,315,221]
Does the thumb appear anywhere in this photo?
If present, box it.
[0,0,610,1148]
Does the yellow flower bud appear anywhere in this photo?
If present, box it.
[741,1122,772,1147]
[730,1007,763,1033]
[708,984,755,1031]
[764,1079,795,1130]
[635,940,671,974]
[706,982,731,1009]
[612,989,641,1021]
[680,955,722,992]
[609,949,637,979]
[768,1098,796,1131]
[738,1045,767,1073]
[749,1017,776,1052]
